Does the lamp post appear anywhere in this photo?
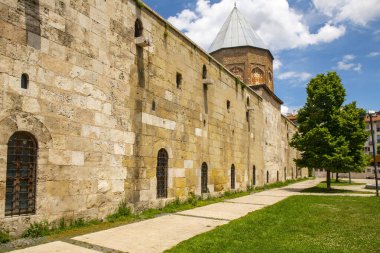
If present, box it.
[368,110,379,197]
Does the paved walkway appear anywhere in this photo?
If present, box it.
[10,179,324,253]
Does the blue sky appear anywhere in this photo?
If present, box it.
[143,0,380,114]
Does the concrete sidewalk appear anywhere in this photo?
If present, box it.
[10,179,320,253]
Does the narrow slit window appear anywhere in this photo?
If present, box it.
[152,100,156,111]
[176,72,182,89]
[252,166,256,186]
[135,19,143,37]
[202,65,207,79]
[246,111,250,131]
[21,73,29,89]
[227,100,231,111]
[203,84,208,114]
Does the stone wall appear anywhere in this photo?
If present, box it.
[0,0,306,234]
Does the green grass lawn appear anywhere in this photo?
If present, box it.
[0,178,309,251]
[302,180,372,194]
[167,196,380,253]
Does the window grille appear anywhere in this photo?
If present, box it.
[201,162,208,193]
[156,149,168,198]
[231,164,235,189]
[5,132,37,216]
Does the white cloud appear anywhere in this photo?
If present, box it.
[353,64,362,72]
[281,105,300,115]
[342,54,355,61]
[336,54,362,72]
[277,71,312,82]
[313,0,380,26]
[273,59,282,71]
[168,0,346,51]
[368,52,380,57]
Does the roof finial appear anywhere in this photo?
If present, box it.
[234,1,237,8]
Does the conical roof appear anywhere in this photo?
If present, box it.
[209,6,267,53]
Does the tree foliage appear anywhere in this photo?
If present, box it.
[290,72,369,188]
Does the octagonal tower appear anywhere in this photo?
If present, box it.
[209,6,274,92]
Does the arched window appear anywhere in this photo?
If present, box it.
[253,165,256,186]
[246,97,250,107]
[266,171,269,183]
[251,67,264,85]
[268,72,273,85]
[202,65,207,79]
[277,171,279,182]
[5,132,37,216]
[21,73,29,89]
[230,66,243,81]
[201,162,208,194]
[135,18,143,37]
[231,164,235,189]
[156,149,168,198]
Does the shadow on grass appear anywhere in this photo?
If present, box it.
[302,181,372,194]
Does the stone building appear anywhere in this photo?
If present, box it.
[0,0,306,234]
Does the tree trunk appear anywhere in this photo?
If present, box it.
[349,172,351,184]
[326,170,331,191]
[335,172,339,182]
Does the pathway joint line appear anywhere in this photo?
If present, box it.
[223,201,267,206]
[252,194,293,197]
[174,213,232,221]
[62,238,123,253]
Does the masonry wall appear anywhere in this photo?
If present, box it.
[0,0,305,234]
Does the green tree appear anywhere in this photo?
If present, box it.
[291,72,368,190]
[338,102,369,174]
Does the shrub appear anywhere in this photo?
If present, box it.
[70,218,86,228]
[0,231,10,244]
[22,221,50,238]
[107,200,132,222]
[186,193,199,206]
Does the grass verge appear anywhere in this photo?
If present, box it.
[167,195,380,253]
[1,177,309,249]
[302,180,372,194]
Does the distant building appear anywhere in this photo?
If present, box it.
[364,115,380,172]
[286,114,298,126]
